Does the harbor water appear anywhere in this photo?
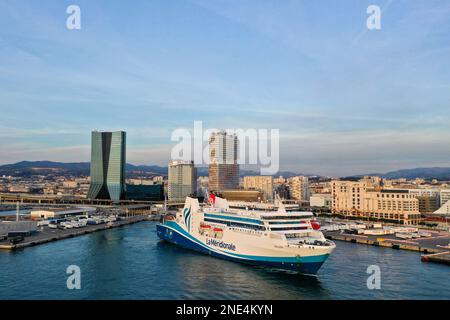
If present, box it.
[0,209,30,216]
[0,221,449,300]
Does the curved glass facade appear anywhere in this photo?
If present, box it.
[87,131,126,202]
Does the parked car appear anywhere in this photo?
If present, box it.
[60,222,73,229]
[9,236,24,244]
[37,220,50,227]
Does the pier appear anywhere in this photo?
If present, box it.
[324,230,450,266]
[0,215,151,250]
[421,251,450,265]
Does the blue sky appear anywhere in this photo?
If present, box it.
[1,0,450,176]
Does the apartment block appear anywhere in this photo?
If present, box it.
[243,176,274,201]
[288,176,310,202]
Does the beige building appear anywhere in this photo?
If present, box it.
[273,176,286,185]
[153,176,164,183]
[363,189,421,225]
[243,176,273,201]
[168,161,197,201]
[310,193,332,209]
[331,180,421,225]
[288,176,310,202]
[331,180,368,214]
[360,176,382,187]
[127,179,154,186]
[30,207,97,219]
[63,181,78,188]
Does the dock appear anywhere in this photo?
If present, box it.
[421,251,450,265]
[324,230,450,256]
[0,215,150,250]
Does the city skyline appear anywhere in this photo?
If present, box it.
[1,1,450,176]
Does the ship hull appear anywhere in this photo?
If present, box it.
[157,223,330,275]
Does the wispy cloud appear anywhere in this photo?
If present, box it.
[1,1,450,175]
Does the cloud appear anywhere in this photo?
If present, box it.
[1,1,450,176]
[278,129,450,176]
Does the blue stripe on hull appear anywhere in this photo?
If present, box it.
[156,224,327,275]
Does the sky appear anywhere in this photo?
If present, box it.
[0,0,450,177]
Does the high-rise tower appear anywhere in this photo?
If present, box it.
[208,131,239,191]
[87,131,126,202]
[168,160,197,201]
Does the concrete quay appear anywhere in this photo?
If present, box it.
[324,230,450,266]
[0,215,150,250]
[421,251,450,265]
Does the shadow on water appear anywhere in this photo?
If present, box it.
[156,240,332,299]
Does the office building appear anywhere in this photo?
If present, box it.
[274,184,290,200]
[168,161,197,201]
[87,131,126,202]
[126,184,164,201]
[408,189,440,214]
[208,131,239,191]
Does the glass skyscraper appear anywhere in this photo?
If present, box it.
[87,131,126,202]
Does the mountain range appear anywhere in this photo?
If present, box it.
[0,161,166,177]
[1,161,450,180]
[344,167,450,180]
[0,161,260,177]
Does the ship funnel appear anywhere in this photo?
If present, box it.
[184,196,200,213]
[208,193,229,210]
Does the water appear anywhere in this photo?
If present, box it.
[0,221,449,300]
[0,209,30,216]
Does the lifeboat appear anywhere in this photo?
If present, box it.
[200,224,211,229]
[164,215,175,221]
[213,228,223,232]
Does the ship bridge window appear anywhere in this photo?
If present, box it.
[268,221,305,225]
[204,213,264,225]
[204,218,266,231]
[262,216,311,220]
[285,233,305,239]
[270,226,308,231]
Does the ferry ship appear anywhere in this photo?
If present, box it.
[157,194,335,275]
